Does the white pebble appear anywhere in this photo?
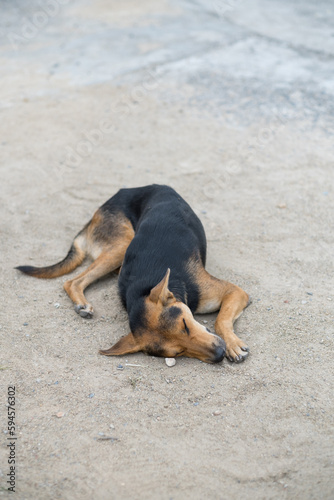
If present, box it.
[165,358,176,367]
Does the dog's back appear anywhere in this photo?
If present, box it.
[109,185,206,329]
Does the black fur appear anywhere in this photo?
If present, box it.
[102,185,207,335]
[15,265,37,274]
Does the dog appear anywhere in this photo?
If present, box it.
[16,184,251,363]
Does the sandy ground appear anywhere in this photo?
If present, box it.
[1,1,334,499]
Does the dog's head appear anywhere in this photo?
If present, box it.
[100,269,226,363]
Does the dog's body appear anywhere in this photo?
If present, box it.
[17,185,250,363]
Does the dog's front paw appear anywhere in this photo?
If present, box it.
[74,304,94,318]
[225,335,249,363]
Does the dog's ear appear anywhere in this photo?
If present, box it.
[99,332,140,356]
[149,268,175,306]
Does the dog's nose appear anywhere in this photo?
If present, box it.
[211,340,226,363]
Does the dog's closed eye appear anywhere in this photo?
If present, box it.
[183,319,190,335]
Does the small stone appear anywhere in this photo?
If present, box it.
[277,203,287,209]
[203,320,208,324]
[23,322,28,326]
[301,300,307,305]
[88,393,95,398]
[165,358,176,367]
[213,410,222,416]
[55,412,64,418]
[54,303,60,308]
[110,424,115,429]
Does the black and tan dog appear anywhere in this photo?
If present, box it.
[17,185,251,363]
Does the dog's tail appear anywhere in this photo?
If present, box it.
[16,235,86,279]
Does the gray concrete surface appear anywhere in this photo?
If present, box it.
[1,1,333,499]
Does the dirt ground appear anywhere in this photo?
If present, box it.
[1,1,334,499]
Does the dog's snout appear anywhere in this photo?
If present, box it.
[211,339,226,363]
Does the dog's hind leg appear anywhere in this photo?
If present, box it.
[64,210,135,318]
[194,265,251,363]
[63,247,124,318]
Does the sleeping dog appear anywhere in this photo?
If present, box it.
[17,185,250,363]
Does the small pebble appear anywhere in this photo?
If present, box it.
[55,412,64,418]
[23,322,28,326]
[165,358,176,367]
[117,364,124,370]
[88,393,95,398]
[213,410,222,416]
[54,303,60,308]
